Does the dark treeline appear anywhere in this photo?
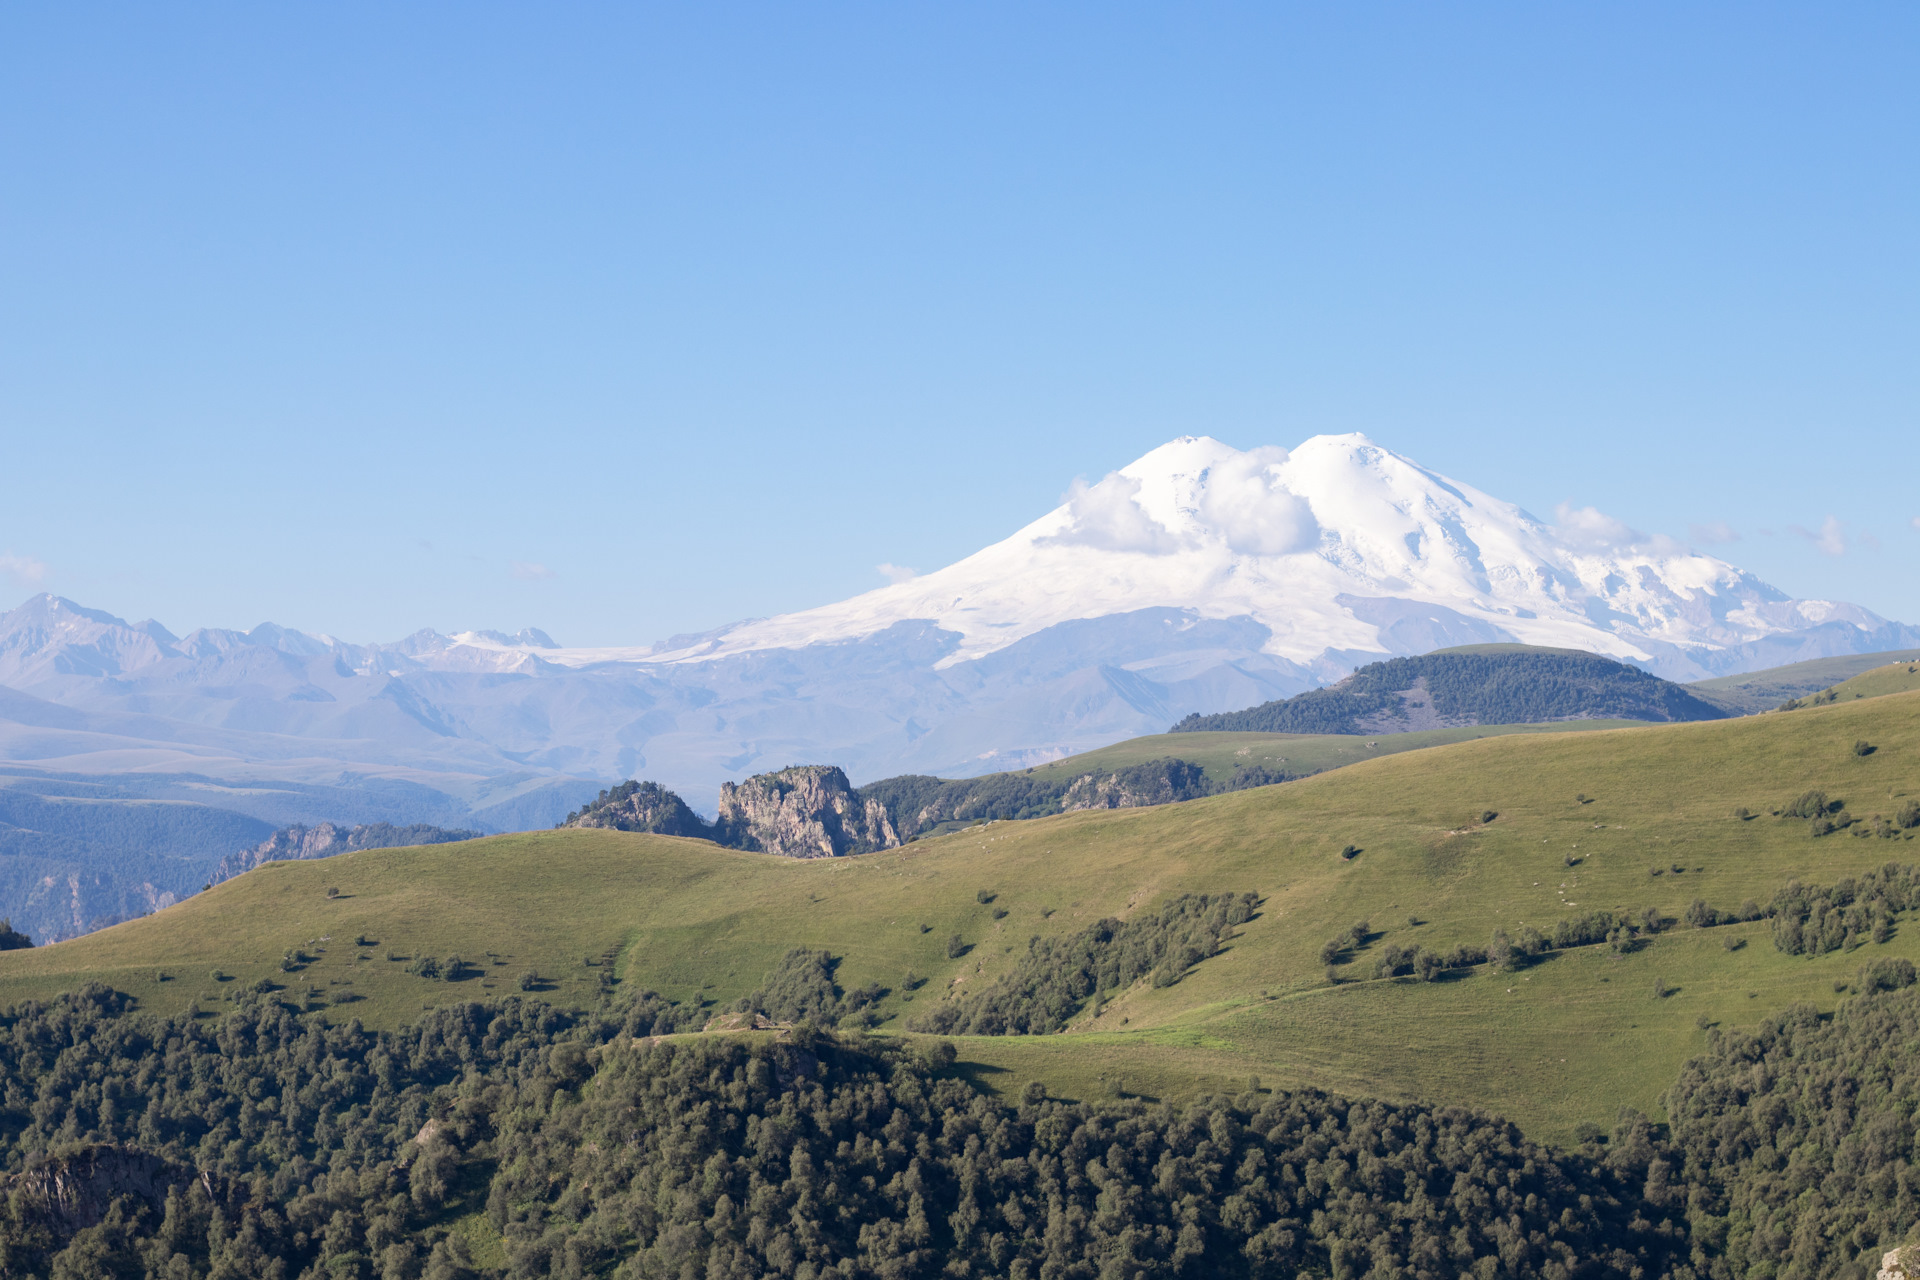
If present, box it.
[864,760,1289,840]
[908,893,1258,1035]
[1172,650,1729,734]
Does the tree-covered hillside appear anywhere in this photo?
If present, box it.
[6,975,1920,1277]
[1173,647,1730,734]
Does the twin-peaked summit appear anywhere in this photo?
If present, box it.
[637,433,1882,676]
[0,434,1912,806]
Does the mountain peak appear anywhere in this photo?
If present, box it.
[634,432,1894,676]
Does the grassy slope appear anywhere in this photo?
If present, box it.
[1024,721,1642,785]
[1813,659,1920,704]
[1689,649,1920,714]
[1,693,1917,1144]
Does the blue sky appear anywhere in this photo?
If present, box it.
[2,4,1915,645]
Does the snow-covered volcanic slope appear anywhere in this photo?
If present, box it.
[0,434,1911,810]
[621,433,1869,673]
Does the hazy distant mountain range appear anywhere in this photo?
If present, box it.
[2,433,1913,823]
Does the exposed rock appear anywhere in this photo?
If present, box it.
[1351,676,1476,733]
[563,780,712,838]
[1881,1245,1916,1280]
[716,765,899,857]
[215,821,481,884]
[1060,759,1216,812]
[0,1145,234,1240]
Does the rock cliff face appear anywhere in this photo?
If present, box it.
[214,821,481,884]
[715,766,900,858]
[1,1145,233,1240]
[1060,759,1216,812]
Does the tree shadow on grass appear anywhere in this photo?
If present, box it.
[949,1059,1010,1094]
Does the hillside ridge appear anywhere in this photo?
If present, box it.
[1172,647,1729,734]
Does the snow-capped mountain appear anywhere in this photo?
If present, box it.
[0,434,1911,812]
[620,433,1868,673]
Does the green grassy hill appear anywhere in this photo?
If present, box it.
[2,691,1917,1144]
[1690,648,1920,713]
[1780,658,1920,708]
[1022,720,1642,786]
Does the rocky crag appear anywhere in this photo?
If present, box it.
[561,781,711,838]
[561,757,1292,856]
[563,766,902,857]
[214,821,481,884]
[715,766,900,858]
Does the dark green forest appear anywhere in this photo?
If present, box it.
[4,970,1920,1278]
[1172,650,1729,735]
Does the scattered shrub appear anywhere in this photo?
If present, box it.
[1859,956,1918,993]
[946,934,967,959]
[1899,801,1920,830]
[910,893,1256,1036]
[1782,789,1835,819]
[1733,806,1752,821]
[1339,844,1359,860]
[976,889,996,904]
[1767,865,1920,957]
[1854,740,1877,756]
[991,907,1008,920]
[1480,810,1498,824]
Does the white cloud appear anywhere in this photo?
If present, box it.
[510,561,558,581]
[1912,516,1920,531]
[877,562,918,584]
[1787,516,1847,557]
[1044,472,1181,555]
[1196,447,1320,556]
[1688,521,1738,546]
[0,553,47,588]
[1553,503,1644,551]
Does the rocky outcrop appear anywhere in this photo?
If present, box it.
[716,766,900,857]
[563,780,712,838]
[1,1145,234,1240]
[214,821,481,884]
[1881,1246,1917,1280]
[1060,758,1216,812]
